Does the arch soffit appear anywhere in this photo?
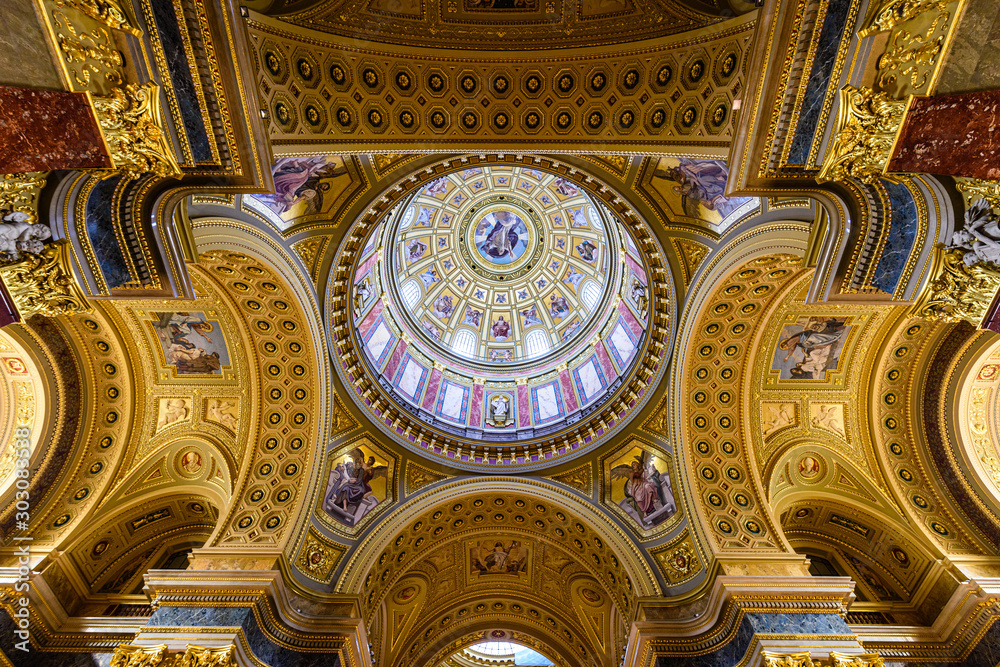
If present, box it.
[187,219,332,552]
[670,222,810,558]
[335,477,661,601]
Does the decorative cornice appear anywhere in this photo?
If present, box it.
[912,246,1000,327]
[91,83,182,180]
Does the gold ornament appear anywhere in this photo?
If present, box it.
[817,86,910,185]
[860,0,950,36]
[0,173,47,226]
[175,645,238,667]
[913,246,1000,326]
[0,241,90,319]
[832,653,886,667]
[54,0,141,35]
[762,653,816,667]
[92,83,181,179]
[110,645,169,667]
[956,178,1000,212]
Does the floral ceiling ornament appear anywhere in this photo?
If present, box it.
[817,86,910,185]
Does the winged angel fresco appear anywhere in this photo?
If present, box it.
[324,448,389,527]
[258,156,348,217]
[611,450,677,529]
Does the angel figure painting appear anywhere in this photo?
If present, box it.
[323,445,390,527]
[150,312,230,375]
[772,316,851,380]
[251,156,351,222]
[650,157,754,227]
[609,447,677,530]
[470,539,530,576]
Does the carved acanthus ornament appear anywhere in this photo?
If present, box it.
[111,645,170,667]
[762,653,816,667]
[913,246,1000,326]
[112,645,238,667]
[0,241,90,318]
[831,653,886,667]
[817,86,910,185]
[92,83,181,179]
[0,173,48,226]
[175,645,238,667]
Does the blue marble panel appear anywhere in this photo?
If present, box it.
[654,612,852,667]
[871,180,918,295]
[0,609,111,666]
[149,0,212,163]
[85,176,132,289]
[788,0,854,165]
[147,604,251,627]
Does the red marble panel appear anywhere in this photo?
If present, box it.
[384,339,407,379]
[469,383,484,427]
[517,384,531,427]
[888,91,1000,179]
[421,368,442,411]
[357,298,385,338]
[595,340,618,381]
[0,86,111,173]
[559,369,579,413]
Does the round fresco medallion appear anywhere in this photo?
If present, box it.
[473,209,529,266]
[797,455,821,479]
[395,585,417,603]
[177,449,203,476]
[890,547,909,566]
[580,587,602,605]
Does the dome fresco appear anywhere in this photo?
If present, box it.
[342,162,661,466]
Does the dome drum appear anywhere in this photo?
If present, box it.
[331,160,669,469]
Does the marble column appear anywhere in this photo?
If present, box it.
[0,86,111,174]
[888,90,1000,179]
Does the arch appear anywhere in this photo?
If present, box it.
[452,327,478,358]
[401,277,421,307]
[524,328,550,358]
[580,280,601,312]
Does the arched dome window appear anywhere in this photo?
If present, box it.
[400,279,421,308]
[525,329,550,358]
[581,280,601,312]
[452,328,477,358]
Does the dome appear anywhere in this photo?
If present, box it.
[332,158,669,469]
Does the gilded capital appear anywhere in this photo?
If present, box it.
[913,246,1000,326]
[0,241,90,319]
[831,653,886,667]
[92,82,181,180]
[110,645,169,667]
[175,645,238,667]
[817,86,910,185]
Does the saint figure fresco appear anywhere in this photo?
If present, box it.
[772,316,850,380]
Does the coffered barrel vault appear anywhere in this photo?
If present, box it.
[3,0,1000,665]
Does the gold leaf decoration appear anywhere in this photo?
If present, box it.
[913,246,1000,326]
[0,241,90,318]
[174,646,238,667]
[404,461,450,495]
[671,238,711,289]
[548,464,592,495]
[0,172,48,225]
[92,83,181,179]
[110,645,168,667]
[818,86,910,185]
[296,529,346,582]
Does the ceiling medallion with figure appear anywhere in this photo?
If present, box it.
[458,195,545,281]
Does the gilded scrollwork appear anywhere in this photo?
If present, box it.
[111,645,169,667]
[0,241,90,319]
[956,178,1000,212]
[0,173,48,226]
[54,0,140,35]
[914,246,1000,326]
[174,645,238,667]
[876,13,948,95]
[831,653,886,667]
[861,0,950,36]
[818,86,910,185]
[51,9,124,92]
[92,83,181,179]
[762,653,816,667]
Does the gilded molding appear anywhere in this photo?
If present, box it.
[111,644,238,667]
[956,178,1000,211]
[175,645,238,667]
[0,172,48,226]
[762,653,817,667]
[92,83,182,179]
[831,653,885,667]
[0,241,90,318]
[913,246,1000,326]
[817,86,910,185]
